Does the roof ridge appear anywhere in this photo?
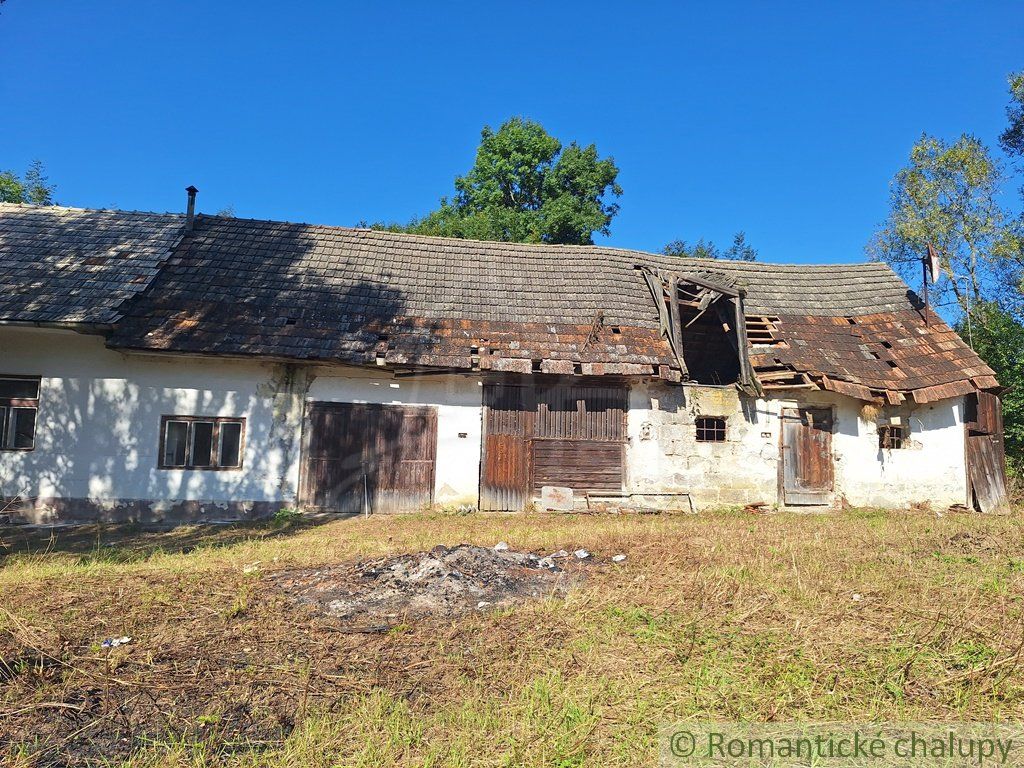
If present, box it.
[0,201,184,219]
[1,203,889,271]
[195,213,883,269]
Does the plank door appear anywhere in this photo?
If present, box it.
[531,383,626,495]
[480,381,626,511]
[299,402,437,513]
[965,392,1010,513]
[781,407,834,505]
[480,384,534,511]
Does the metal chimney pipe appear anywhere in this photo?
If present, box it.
[185,185,198,231]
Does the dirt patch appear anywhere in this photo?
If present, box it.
[272,544,588,624]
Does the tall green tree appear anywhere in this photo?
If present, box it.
[663,231,758,261]
[1000,71,1024,171]
[868,133,1019,314]
[999,71,1024,303]
[381,118,621,245]
[0,160,56,205]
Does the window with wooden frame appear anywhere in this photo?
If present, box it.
[0,376,41,451]
[159,416,245,470]
[695,416,727,443]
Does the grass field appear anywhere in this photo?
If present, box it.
[2,507,1023,767]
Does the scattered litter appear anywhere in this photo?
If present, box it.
[274,544,588,623]
[851,593,862,602]
[242,562,262,574]
[100,636,132,649]
[743,501,769,514]
[493,541,509,551]
[574,549,591,560]
[550,549,569,559]
[612,554,627,563]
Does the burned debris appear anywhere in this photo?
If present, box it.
[272,544,590,624]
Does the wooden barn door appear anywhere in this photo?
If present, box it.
[781,407,834,505]
[480,384,535,512]
[299,402,437,513]
[965,392,1010,513]
[480,381,626,511]
[531,383,626,495]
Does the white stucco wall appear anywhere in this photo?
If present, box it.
[1,326,970,521]
[627,380,969,510]
[0,327,484,522]
[0,327,305,521]
[626,381,779,508]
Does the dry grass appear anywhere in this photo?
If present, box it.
[1,507,1023,767]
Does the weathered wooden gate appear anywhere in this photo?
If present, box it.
[480,381,627,511]
[965,392,1010,513]
[780,407,834,505]
[299,402,437,513]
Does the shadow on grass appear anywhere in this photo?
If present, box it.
[0,514,346,567]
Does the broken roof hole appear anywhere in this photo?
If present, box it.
[532,359,543,373]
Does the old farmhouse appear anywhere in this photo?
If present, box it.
[0,195,1010,524]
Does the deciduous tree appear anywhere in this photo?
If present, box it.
[378,118,621,245]
[868,134,1018,314]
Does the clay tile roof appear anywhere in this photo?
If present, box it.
[0,205,995,398]
[0,203,184,325]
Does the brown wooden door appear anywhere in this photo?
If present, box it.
[965,393,1010,513]
[480,381,626,511]
[299,402,437,513]
[781,407,834,505]
[480,384,535,512]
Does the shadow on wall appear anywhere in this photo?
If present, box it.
[0,216,450,520]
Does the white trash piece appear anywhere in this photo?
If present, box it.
[574,549,591,560]
[493,541,510,552]
[612,554,627,563]
[540,485,574,511]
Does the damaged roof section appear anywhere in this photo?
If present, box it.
[106,214,682,378]
[747,311,998,404]
[0,204,185,325]
[0,204,999,400]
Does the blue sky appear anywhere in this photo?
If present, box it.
[2,1,1021,264]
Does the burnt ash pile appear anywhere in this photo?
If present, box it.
[273,544,588,624]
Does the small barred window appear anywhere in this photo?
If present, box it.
[695,416,727,443]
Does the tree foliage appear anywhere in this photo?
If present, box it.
[1000,71,1024,166]
[868,133,1021,314]
[0,160,56,205]
[663,231,757,261]
[872,75,1024,480]
[379,118,621,245]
